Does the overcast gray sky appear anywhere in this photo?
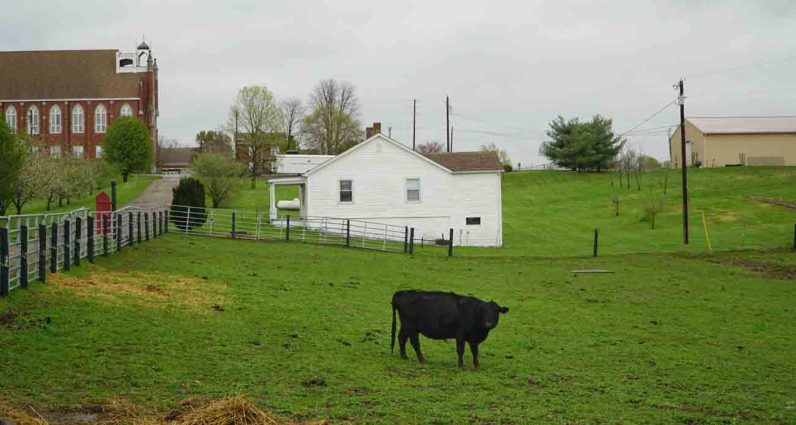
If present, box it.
[3,0,795,166]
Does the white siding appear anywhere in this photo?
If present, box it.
[276,154,334,174]
[304,136,502,246]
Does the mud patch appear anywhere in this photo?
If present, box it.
[715,256,796,281]
[48,271,226,313]
[748,196,796,211]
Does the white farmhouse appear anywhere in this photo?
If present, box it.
[268,133,504,247]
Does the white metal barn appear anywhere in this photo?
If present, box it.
[268,134,504,247]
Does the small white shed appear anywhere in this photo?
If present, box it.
[268,134,503,247]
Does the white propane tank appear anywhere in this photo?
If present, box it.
[276,198,301,210]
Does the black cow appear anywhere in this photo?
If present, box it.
[391,290,508,368]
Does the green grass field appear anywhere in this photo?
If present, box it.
[1,236,795,423]
[1,168,795,423]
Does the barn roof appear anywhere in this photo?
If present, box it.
[159,147,196,168]
[422,151,503,172]
[0,50,142,100]
[688,116,796,135]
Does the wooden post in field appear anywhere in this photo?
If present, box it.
[285,215,290,242]
[593,228,599,257]
[232,211,237,239]
[448,228,454,257]
[38,224,47,281]
[87,217,94,263]
[20,225,28,289]
[50,222,58,272]
[409,228,415,255]
[0,227,8,297]
[346,220,350,247]
[63,220,71,271]
[74,217,81,265]
[103,215,109,256]
[404,226,408,253]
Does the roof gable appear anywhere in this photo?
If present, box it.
[422,151,503,172]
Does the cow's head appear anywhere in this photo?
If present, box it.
[482,301,509,330]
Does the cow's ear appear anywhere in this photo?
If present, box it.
[499,306,509,314]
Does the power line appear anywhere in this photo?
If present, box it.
[618,98,677,136]
[451,112,541,133]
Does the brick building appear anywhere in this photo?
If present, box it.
[0,41,159,167]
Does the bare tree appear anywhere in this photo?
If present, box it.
[619,148,638,189]
[155,135,179,170]
[302,79,362,154]
[229,86,281,188]
[416,141,444,153]
[480,142,511,166]
[280,98,305,151]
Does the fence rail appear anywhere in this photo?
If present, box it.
[0,205,169,297]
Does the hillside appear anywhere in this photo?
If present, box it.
[496,167,796,256]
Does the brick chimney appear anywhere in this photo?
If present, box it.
[365,122,382,139]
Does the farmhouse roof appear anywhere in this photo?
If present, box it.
[159,147,196,167]
[687,116,796,135]
[0,50,141,100]
[422,151,503,172]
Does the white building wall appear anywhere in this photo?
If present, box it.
[276,154,334,174]
[304,136,502,246]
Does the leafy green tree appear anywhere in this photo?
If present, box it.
[102,116,152,182]
[540,115,624,172]
[170,177,207,230]
[191,153,245,207]
[228,86,281,188]
[196,129,232,155]
[0,111,27,215]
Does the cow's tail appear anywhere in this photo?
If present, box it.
[391,299,397,354]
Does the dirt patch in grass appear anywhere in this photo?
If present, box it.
[0,400,48,425]
[748,196,796,211]
[715,256,796,281]
[48,271,226,313]
[711,210,742,222]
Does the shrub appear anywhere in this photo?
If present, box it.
[171,177,207,230]
[641,194,665,229]
[503,163,513,172]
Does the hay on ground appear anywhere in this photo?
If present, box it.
[0,401,48,425]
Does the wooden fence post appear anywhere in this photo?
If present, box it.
[63,220,71,271]
[185,207,191,234]
[73,217,81,266]
[286,215,290,242]
[448,228,454,257]
[137,212,142,243]
[0,227,8,297]
[593,228,599,258]
[20,226,28,289]
[38,224,47,282]
[87,217,94,263]
[232,211,237,239]
[115,213,122,251]
[103,215,109,257]
[128,212,134,246]
[404,226,408,253]
[409,228,415,255]
[793,223,795,251]
[165,210,169,233]
[145,213,150,241]
[346,220,350,247]
[50,222,58,272]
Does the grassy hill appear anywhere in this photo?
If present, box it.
[496,167,796,257]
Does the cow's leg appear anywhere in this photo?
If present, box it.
[456,338,466,368]
[468,341,480,369]
[398,328,409,359]
[409,333,425,363]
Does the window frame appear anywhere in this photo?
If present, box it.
[95,145,103,158]
[27,106,39,134]
[72,145,84,158]
[405,177,421,203]
[49,105,62,134]
[5,106,16,131]
[339,179,353,203]
[95,104,107,133]
[466,217,481,226]
[50,146,61,158]
[120,103,133,117]
[72,105,84,133]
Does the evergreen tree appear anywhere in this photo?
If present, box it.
[540,115,624,172]
[170,177,207,230]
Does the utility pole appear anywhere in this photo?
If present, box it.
[677,79,689,245]
[234,109,239,162]
[450,126,454,152]
[412,99,417,151]
[388,126,392,138]
[446,96,450,152]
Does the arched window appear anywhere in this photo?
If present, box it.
[120,103,133,117]
[95,104,107,133]
[49,105,62,134]
[4,106,16,131]
[27,106,39,134]
[72,105,84,133]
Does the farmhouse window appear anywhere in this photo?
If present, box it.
[406,178,420,202]
[466,217,481,225]
[340,180,353,203]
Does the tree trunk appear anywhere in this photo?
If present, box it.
[123,172,129,183]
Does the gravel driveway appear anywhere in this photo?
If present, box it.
[128,175,180,207]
